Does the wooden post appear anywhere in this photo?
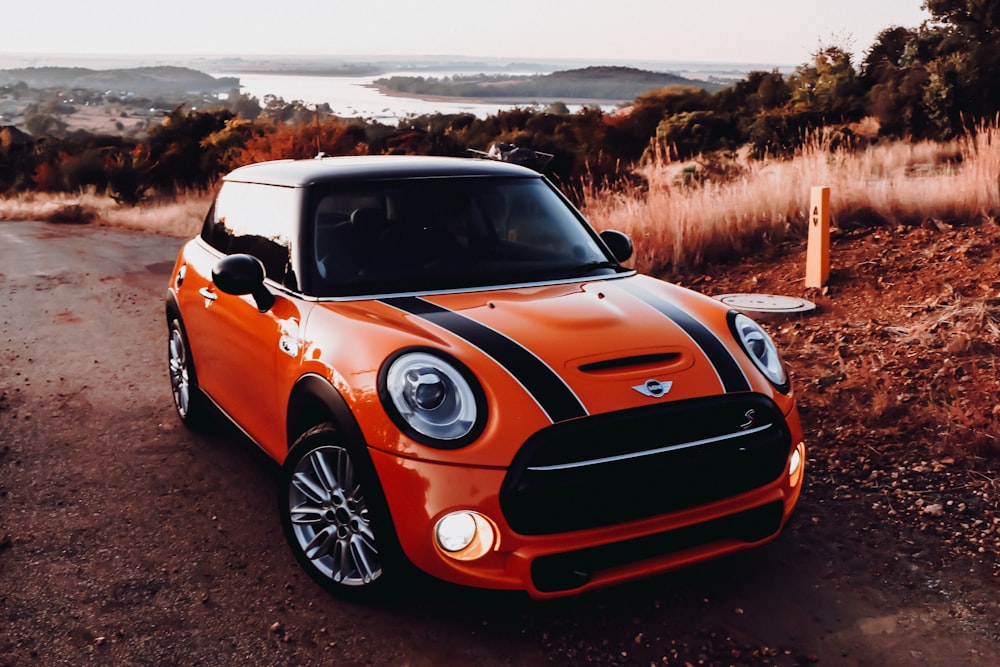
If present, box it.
[805,186,830,288]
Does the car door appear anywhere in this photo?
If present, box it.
[182,181,304,454]
[196,284,304,453]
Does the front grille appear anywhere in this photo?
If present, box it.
[531,501,785,593]
[500,394,792,535]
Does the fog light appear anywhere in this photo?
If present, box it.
[436,512,477,552]
[788,442,805,486]
[789,448,801,476]
[434,511,498,561]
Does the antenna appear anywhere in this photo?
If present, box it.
[314,104,321,157]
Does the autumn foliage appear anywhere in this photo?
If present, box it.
[3,0,1000,214]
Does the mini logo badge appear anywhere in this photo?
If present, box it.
[633,379,673,398]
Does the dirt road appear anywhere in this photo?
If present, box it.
[2,219,998,666]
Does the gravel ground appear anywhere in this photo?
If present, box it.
[1,218,999,666]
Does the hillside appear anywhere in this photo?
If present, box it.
[374,65,723,103]
[0,66,238,95]
[680,216,1000,579]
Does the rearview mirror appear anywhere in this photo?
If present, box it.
[600,229,633,264]
[212,254,275,312]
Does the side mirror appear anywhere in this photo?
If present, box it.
[600,229,633,264]
[212,254,275,312]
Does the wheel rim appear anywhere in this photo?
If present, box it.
[168,327,191,418]
[288,445,382,587]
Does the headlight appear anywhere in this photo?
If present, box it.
[730,312,788,390]
[379,350,486,447]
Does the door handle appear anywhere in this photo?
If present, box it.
[198,287,217,301]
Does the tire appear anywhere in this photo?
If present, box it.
[279,423,405,600]
[167,315,210,429]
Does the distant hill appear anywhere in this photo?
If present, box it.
[374,66,724,103]
[0,66,238,95]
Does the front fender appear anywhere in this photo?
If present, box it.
[285,373,368,463]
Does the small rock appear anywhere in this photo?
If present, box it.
[923,503,944,516]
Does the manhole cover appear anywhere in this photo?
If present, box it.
[713,293,816,319]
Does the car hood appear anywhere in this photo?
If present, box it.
[374,274,761,423]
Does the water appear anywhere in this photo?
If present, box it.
[212,70,590,123]
[212,60,782,124]
[0,53,778,124]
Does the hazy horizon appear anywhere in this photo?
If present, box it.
[0,55,768,123]
[4,0,931,67]
[0,52,792,74]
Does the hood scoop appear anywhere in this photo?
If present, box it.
[578,352,682,375]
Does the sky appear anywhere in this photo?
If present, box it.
[4,0,931,67]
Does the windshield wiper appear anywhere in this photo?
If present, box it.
[538,260,622,280]
[578,260,622,272]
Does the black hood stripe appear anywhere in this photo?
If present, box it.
[616,281,752,393]
[380,296,588,423]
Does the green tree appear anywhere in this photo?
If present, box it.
[863,1,1000,137]
[715,70,790,115]
[139,106,235,191]
[925,0,1000,129]
[788,46,863,119]
[862,26,934,136]
[0,127,38,193]
[107,150,147,205]
[746,108,825,158]
[924,0,1000,40]
[604,86,715,162]
[23,106,68,137]
[227,88,261,120]
[921,51,970,137]
[654,110,741,160]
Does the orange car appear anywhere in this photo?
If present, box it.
[166,155,805,599]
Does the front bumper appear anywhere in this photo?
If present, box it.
[370,396,805,599]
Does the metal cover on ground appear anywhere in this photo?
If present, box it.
[713,293,816,319]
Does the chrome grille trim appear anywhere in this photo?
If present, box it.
[526,423,774,472]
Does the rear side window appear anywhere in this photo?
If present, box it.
[202,182,299,288]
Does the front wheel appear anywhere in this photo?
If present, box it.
[279,424,404,600]
[167,316,210,429]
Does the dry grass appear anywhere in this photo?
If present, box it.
[582,122,1000,276]
[4,125,1000,262]
[0,189,210,237]
[575,126,1000,461]
[2,136,998,461]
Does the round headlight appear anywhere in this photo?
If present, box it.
[731,312,788,390]
[381,351,485,445]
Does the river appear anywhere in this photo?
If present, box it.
[0,53,771,124]
[211,70,588,123]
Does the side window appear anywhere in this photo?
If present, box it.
[202,183,246,253]
[202,182,299,288]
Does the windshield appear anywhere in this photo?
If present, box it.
[308,176,625,297]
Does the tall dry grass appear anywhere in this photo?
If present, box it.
[3,126,1000,262]
[0,189,211,237]
[582,123,1000,276]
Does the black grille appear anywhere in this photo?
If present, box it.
[531,501,785,593]
[500,394,792,535]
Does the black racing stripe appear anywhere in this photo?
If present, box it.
[380,296,588,423]
[616,281,752,393]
